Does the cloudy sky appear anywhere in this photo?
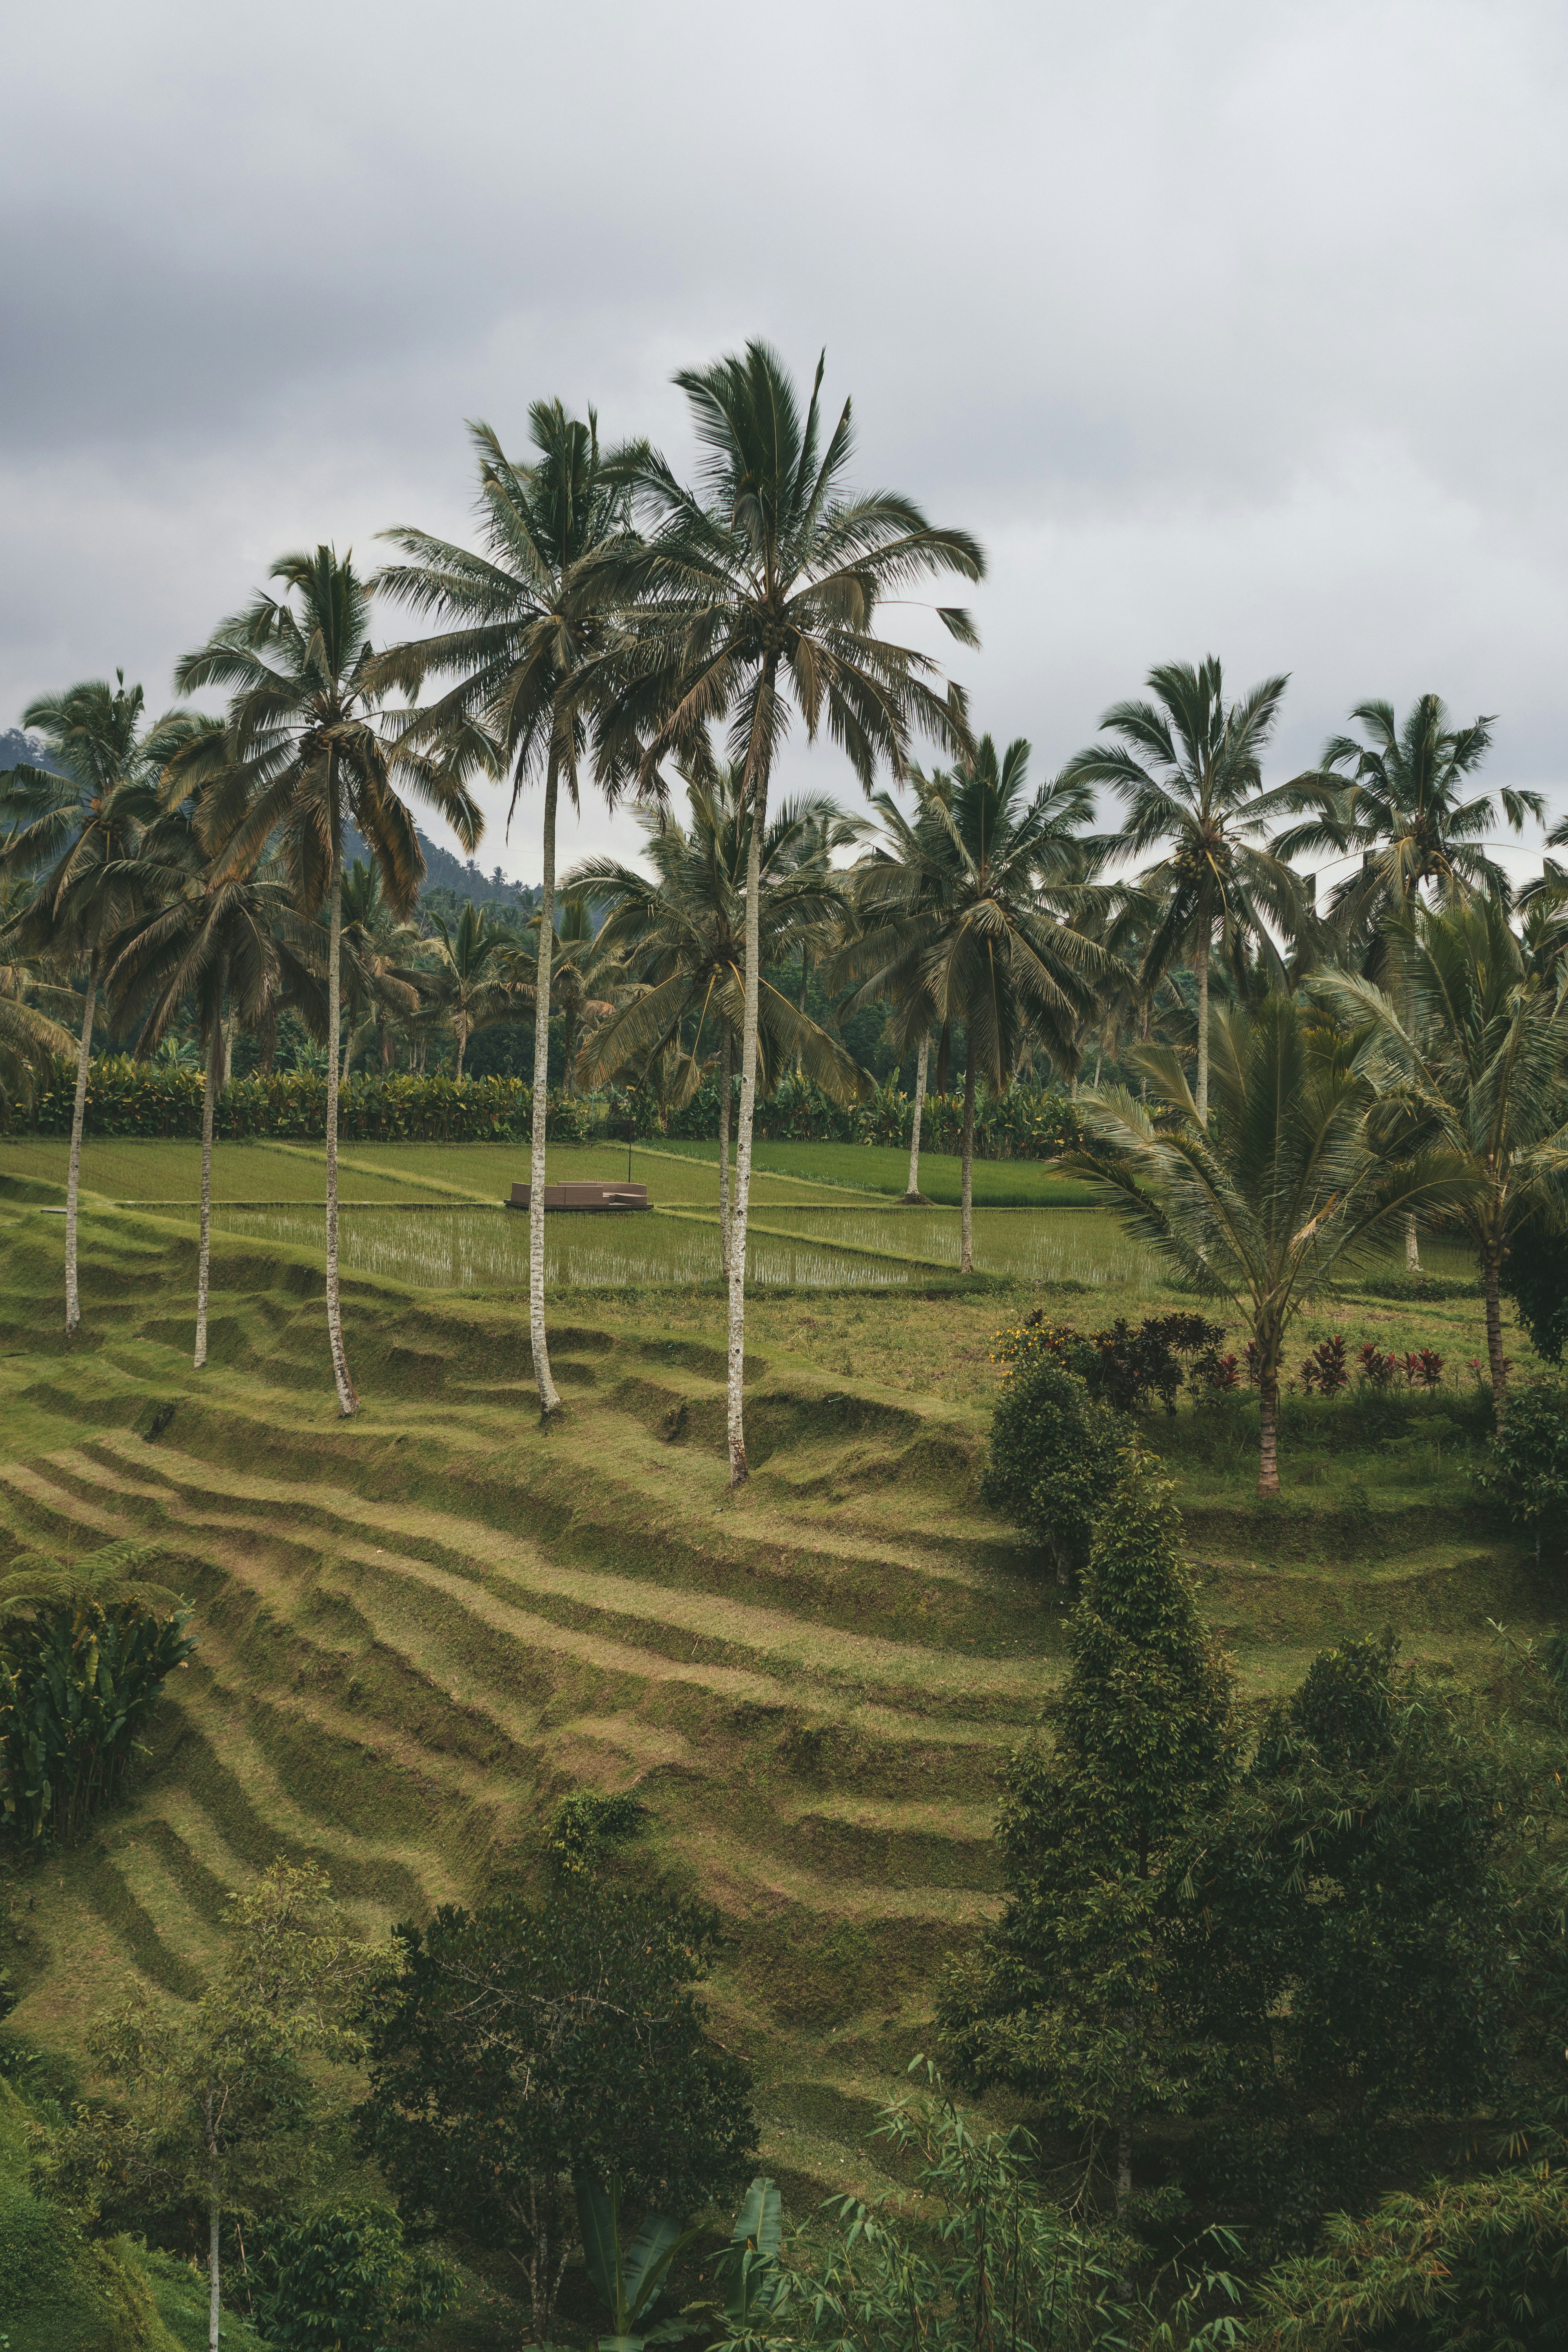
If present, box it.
[4,0,1564,893]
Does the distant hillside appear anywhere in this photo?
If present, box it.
[343,820,540,911]
[0,729,65,776]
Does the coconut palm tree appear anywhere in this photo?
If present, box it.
[835,738,1113,1270]
[1314,896,1568,1416]
[0,677,208,1331]
[171,547,483,1416]
[570,766,869,1274]
[1068,996,1480,1495]
[1059,658,1300,1123]
[530,895,624,1098]
[588,341,984,1482]
[374,405,631,1421]
[0,897,77,1118]
[418,900,532,1080]
[334,856,425,1076]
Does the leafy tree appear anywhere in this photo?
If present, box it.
[253,2201,456,2352]
[980,1359,1126,1588]
[375,405,630,1419]
[172,546,482,1415]
[589,340,982,1481]
[1059,657,1299,1122]
[1501,1208,1568,1365]
[1070,995,1479,1492]
[1173,1636,1523,2255]
[940,1453,1238,2219]
[42,1860,379,2352]
[0,1541,194,1846]
[0,675,208,1330]
[1475,1376,1568,1564]
[835,739,1111,1269]
[357,1880,756,2338]
[1315,894,1568,1412]
[572,765,868,1269]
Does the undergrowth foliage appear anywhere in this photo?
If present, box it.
[992,1310,1233,1412]
[980,1361,1126,1587]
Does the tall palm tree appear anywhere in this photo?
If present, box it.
[172,547,483,1416]
[1314,896,1568,1415]
[589,342,983,1482]
[334,856,424,1076]
[836,739,1112,1270]
[1059,657,1299,1123]
[531,895,623,1098]
[419,900,531,1080]
[1069,997,1479,1495]
[106,810,321,1369]
[374,405,630,1421]
[0,677,206,1331]
[571,766,869,1273]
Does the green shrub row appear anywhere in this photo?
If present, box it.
[649,1073,1081,1156]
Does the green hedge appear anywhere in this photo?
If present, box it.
[650,1073,1080,1158]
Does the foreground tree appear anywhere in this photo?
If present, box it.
[1316,895,1568,1415]
[376,406,629,1419]
[1059,657,1298,1123]
[572,765,869,1270]
[172,547,482,1415]
[0,677,204,1331]
[940,1453,1238,2220]
[1069,996,1480,1493]
[590,341,983,1481]
[358,1879,755,2337]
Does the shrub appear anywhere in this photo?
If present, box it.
[253,2201,457,2352]
[1499,1210,1568,1364]
[1299,1335,1350,1397]
[981,1359,1127,1586]
[994,1310,1229,1416]
[1475,1376,1568,1562]
[548,1789,645,1875]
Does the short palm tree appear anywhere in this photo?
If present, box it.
[374,405,629,1419]
[530,895,623,1099]
[1059,657,1300,1123]
[0,677,207,1330]
[1314,896,1568,1414]
[172,546,482,1415]
[589,342,984,1481]
[334,856,424,1075]
[1068,996,1480,1495]
[0,911,76,1118]
[570,766,869,1273]
[419,900,531,1080]
[836,738,1113,1270]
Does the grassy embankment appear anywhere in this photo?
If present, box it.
[0,1138,1544,2254]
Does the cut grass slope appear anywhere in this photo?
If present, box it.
[0,1197,1546,2205]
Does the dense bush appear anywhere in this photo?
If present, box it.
[253,2202,456,2352]
[994,1309,1233,1413]
[644,1073,1080,1158]
[1475,1376,1568,1561]
[981,1359,1127,1585]
[1500,1210,1568,1365]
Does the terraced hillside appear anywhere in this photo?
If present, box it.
[0,1177,1546,2204]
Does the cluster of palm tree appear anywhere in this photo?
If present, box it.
[2,341,1565,1495]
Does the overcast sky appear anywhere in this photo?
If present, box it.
[4,0,1564,894]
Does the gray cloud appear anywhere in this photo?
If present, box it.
[3,0,1564,890]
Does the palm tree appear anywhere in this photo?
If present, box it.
[106,811,321,1369]
[1069,996,1479,1495]
[172,547,483,1416]
[335,857,425,1076]
[0,677,205,1331]
[570,766,869,1273]
[374,405,630,1421]
[418,900,531,1080]
[1059,657,1300,1123]
[1314,897,1568,1415]
[588,342,984,1482]
[533,895,624,1098]
[836,738,1113,1270]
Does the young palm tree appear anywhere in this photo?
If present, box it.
[1314,896,1568,1414]
[374,406,630,1420]
[172,548,482,1415]
[836,739,1113,1270]
[530,895,624,1098]
[0,907,76,1118]
[334,857,425,1076]
[589,343,984,1482]
[570,767,869,1273]
[0,677,205,1331]
[1059,658,1300,1123]
[1069,996,1479,1495]
[419,900,532,1080]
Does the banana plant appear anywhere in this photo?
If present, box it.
[575,2173,699,2352]
[715,2177,784,2332]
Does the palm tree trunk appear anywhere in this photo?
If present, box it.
[799,948,809,1014]
[455,1020,466,1083]
[1116,2107,1132,2224]
[530,760,563,1417]
[718,1019,732,1277]
[960,1058,976,1275]
[1195,945,1210,1123]
[727,658,778,1487]
[1484,1247,1507,1419]
[904,1031,929,1203]
[64,938,100,1335]
[324,814,358,1418]
[1258,1365,1280,1497]
[194,965,225,1372]
[205,2108,221,2352]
